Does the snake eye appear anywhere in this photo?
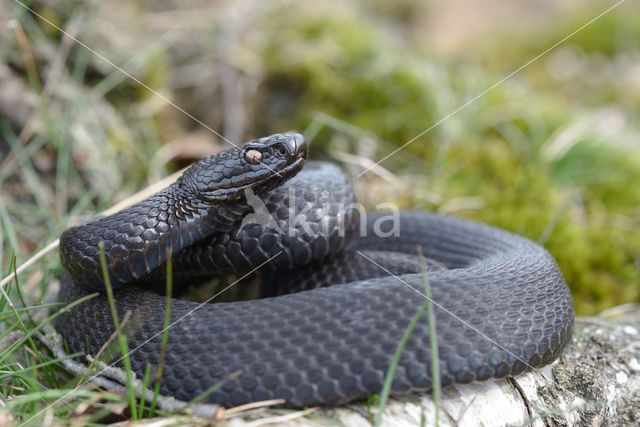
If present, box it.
[244,149,262,165]
[274,144,287,156]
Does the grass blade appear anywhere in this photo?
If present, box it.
[373,247,440,427]
[97,241,138,419]
[149,250,173,416]
[418,247,441,426]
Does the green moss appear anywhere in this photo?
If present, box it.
[480,8,640,68]
[547,11,640,56]
[250,8,440,155]
[439,138,640,315]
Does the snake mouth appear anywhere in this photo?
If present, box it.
[229,156,306,200]
[250,155,306,192]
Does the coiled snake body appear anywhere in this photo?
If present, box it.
[57,133,574,408]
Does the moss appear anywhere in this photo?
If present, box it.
[438,138,640,314]
[250,7,439,156]
[537,11,640,56]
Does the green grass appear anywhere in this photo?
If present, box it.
[374,249,440,427]
[1,0,639,424]
[147,252,172,417]
[97,242,138,419]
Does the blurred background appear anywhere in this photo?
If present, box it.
[0,0,639,315]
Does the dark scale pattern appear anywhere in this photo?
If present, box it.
[56,143,574,408]
[59,133,306,290]
[261,250,446,297]
[168,162,359,276]
[59,187,218,290]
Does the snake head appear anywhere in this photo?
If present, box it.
[179,132,307,202]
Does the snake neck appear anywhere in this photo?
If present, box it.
[60,183,252,290]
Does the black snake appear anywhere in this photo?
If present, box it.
[56,133,574,408]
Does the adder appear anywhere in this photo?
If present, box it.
[56,132,574,408]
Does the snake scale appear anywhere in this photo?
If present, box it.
[56,133,574,408]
